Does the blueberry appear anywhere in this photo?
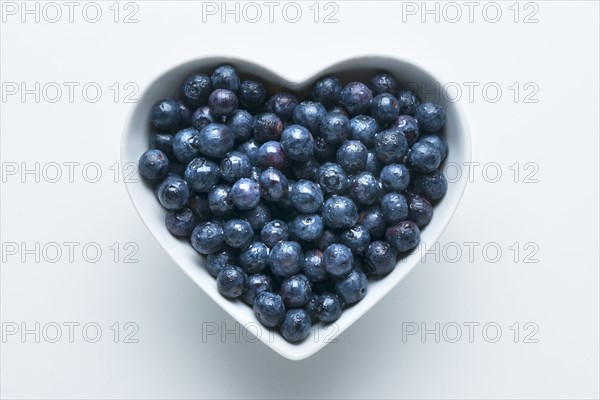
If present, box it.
[217,266,246,298]
[150,132,174,159]
[364,241,396,275]
[242,274,272,305]
[237,138,261,166]
[323,243,353,278]
[208,184,234,217]
[267,91,299,122]
[269,241,304,277]
[315,293,343,322]
[329,105,350,117]
[280,309,311,342]
[258,141,287,170]
[139,149,169,180]
[413,170,447,200]
[253,112,283,142]
[408,141,442,173]
[208,89,238,117]
[315,230,340,251]
[365,150,383,175]
[290,214,324,242]
[226,110,253,141]
[239,78,267,109]
[150,99,181,131]
[303,249,326,282]
[260,220,289,248]
[205,247,236,277]
[406,192,433,226]
[249,166,261,182]
[381,192,409,223]
[335,269,368,304]
[258,167,288,202]
[293,101,327,133]
[211,64,240,92]
[198,123,235,159]
[312,76,342,108]
[220,151,251,183]
[322,196,358,229]
[341,82,373,116]
[241,202,272,231]
[191,221,224,255]
[349,172,382,205]
[239,241,269,274]
[254,291,285,327]
[280,124,314,162]
[319,111,349,144]
[188,193,212,222]
[184,157,220,192]
[397,89,421,116]
[317,162,349,195]
[280,274,312,307]
[305,294,319,323]
[163,207,197,237]
[172,127,201,164]
[369,72,398,95]
[386,220,421,252]
[191,106,216,131]
[231,178,260,210]
[358,206,386,239]
[290,180,324,214]
[313,136,337,163]
[419,134,448,161]
[415,102,446,132]
[380,164,410,192]
[340,225,371,255]
[181,73,212,108]
[156,174,190,210]
[177,101,192,127]
[389,115,420,146]
[348,115,379,147]
[375,129,409,164]
[371,93,400,125]
[223,219,254,249]
[290,157,320,181]
[336,140,368,174]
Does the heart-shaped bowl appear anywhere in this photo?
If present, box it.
[121,55,471,360]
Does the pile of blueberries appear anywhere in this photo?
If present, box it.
[138,64,448,343]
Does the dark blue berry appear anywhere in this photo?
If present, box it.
[280,309,311,342]
[317,162,348,195]
[371,93,400,125]
[208,184,234,217]
[369,72,398,95]
[191,221,224,255]
[349,172,382,205]
[415,102,446,132]
[269,241,304,277]
[364,241,396,275]
[177,101,192,127]
[231,178,260,210]
[336,140,368,174]
[260,220,289,248]
[258,141,287,170]
[223,219,254,249]
[290,214,324,242]
[150,99,180,131]
[217,266,246,298]
[341,82,373,116]
[413,170,447,200]
[156,174,189,210]
[290,180,324,214]
[365,150,383,174]
[267,91,298,122]
[259,167,288,202]
[165,208,197,237]
[408,141,441,173]
[188,193,212,222]
[340,225,371,255]
[315,230,340,251]
[358,206,386,239]
[254,291,285,327]
[184,157,220,192]
[386,220,421,252]
[172,127,201,164]
[322,196,358,229]
[375,129,409,163]
[303,249,326,282]
[335,269,368,304]
[305,294,319,323]
[319,111,349,144]
[205,247,236,277]
[220,151,251,183]
[208,89,238,117]
[381,192,409,223]
[237,138,261,166]
[241,202,272,231]
[181,73,212,108]
[380,164,410,192]
[191,106,216,131]
[225,109,253,141]
[419,134,448,161]
[406,192,433,227]
[139,149,169,180]
[397,89,421,116]
[239,241,269,274]
[253,112,283,142]
[150,132,174,159]
[323,243,353,278]
[211,65,240,92]
[314,136,337,163]
[293,101,327,134]
[312,76,342,108]
[280,124,314,162]
[390,115,420,146]
[290,157,320,181]
[239,78,267,109]
[348,115,379,147]
[316,293,343,322]
[280,274,312,307]
[199,123,235,159]
[242,274,272,305]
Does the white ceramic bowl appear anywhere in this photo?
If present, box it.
[121,55,471,360]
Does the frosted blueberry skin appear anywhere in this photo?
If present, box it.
[406,192,433,227]
[290,214,324,242]
[241,202,272,231]
[290,180,324,214]
[239,241,270,274]
[336,140,368,174]
[340,225,371,255]
[335,269,368,304]
[208,89,238,117]
[150,99,181,131]
[358,206,386,239]
[172,127,201,164]
[316,292,343,323]
[150,132,174,159]
[253,112,284,142]
[415,102,446,132]
[231,178,261,210]
[219,151,252,183]
[349,172,383,205]
[139,149,169,181]
[280,274,312,307]
[380,164,410,193]
[191,106,216,131]
[181,73,212,108]
[188,193,212,222]
[348,115,379,147]
[210,64,240,92]
[341,82,373,116]
[323,243,354,278]
[198,123,235,159]
[374,128,409,164]
[397,89,421,116]
[206,247,236,277]
[239,78,267,110]
[191,221,224,255]
[413,170,448,200]
[267,91,299,122]
[364,241,397,276]
[176,101,192,127]
[386,220,421,253]
[280,309,312,342]
[268,241,304,277]
[254,291,286,327]
[237,138,262,166]
[371,93,400,125]
[317,162,349,195]
[260,220,290,248]
[226,110,253,142]
[156,174,190,210]
[369,72,399,96]
[319,112,350,145]
[313,136,337,163]
[389,115,420,147]
[329,105,350,117]
[419,134,448,161]
[293,101,327,134]
[365,150,383,175]
[312,76,342,108]
[258,141,287,170]
[224,219,254,249]
[408,141,442,173]
[314,230,340,251]
[322,196,358,229]
[290,157,320,181]
[302,249,327,283]
[242,274,273,305]
[259,167,288,202]
[280,124,314,162]
[184,157,220,193]
[165,208,197,237]
[381,192,409,224]
[217,266,246,298]
[208,184,234,217]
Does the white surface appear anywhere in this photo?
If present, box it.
[1,0,599,398]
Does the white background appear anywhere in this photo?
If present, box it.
[1,1,599,398]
